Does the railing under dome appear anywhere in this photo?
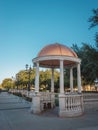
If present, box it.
[65,94,83,110]
[61,94,84,117]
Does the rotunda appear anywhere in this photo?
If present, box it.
[31,43,84,117]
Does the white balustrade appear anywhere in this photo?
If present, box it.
[59,93,84,117]
[67,94,83,112]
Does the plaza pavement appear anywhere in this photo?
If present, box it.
[0,92,98,130]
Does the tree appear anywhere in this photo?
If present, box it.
[15,68,36,90]
[70,9,98,86]
[39,69,59,91]
[2,78,14,90]
[89,8,98,28]
[72,43,98,85]
[39,70,51,90]
[89,8,98,44]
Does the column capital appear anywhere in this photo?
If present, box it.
[77,62,81,65]
[34,61,39,67]
[60,59,64,62]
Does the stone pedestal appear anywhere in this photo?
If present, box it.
[59,93,66,117]
[31,92,41,114]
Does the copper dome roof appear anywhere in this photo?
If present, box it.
[32,43,80,68]
[37,43,77,58]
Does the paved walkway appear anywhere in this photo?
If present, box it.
[0,92,98,130]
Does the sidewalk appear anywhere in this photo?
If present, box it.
[0,92,98,130]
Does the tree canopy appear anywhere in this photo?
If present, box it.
[2,78,14,90]
[72,42,98,85]
[89,8,98,29]
[89,8,98,44]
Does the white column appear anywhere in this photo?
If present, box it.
[35,62,39,93]
[51,68,54,92]
[77,63,82,93]
[70,67,73,92]
[60,60,64,93]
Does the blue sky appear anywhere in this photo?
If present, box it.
[0,0,98,83]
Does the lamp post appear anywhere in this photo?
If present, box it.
[11,76,15,89]
[16,74,19,90]
[25,64,32,91]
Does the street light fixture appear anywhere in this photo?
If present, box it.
[25,64,32,91]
